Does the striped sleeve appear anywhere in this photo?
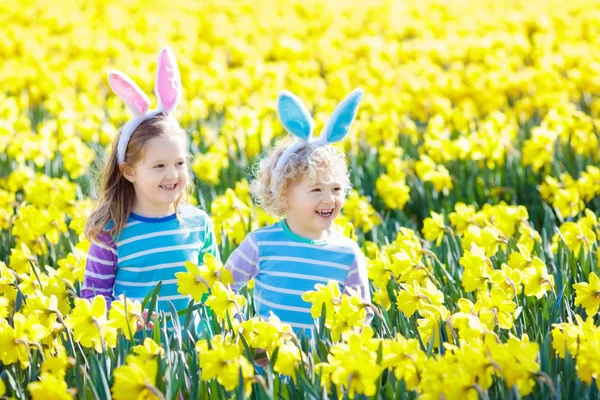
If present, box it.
[345,244,373,324]
[224,231,259,292]
[200,217,221,262]
[81,231,117,307]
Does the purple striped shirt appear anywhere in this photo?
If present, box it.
[81,231,118,307]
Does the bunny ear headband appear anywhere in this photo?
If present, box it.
[271,88,364,193]
[108,47,182,164]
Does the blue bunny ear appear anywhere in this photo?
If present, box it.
[321,89,364,143]
[277,90,314,141]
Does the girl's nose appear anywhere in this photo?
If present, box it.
[165,167,178,179]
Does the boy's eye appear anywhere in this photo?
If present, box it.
[311,188,321,192]
[177,161,185,166]
[155,164,164,168]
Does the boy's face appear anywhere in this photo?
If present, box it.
[282,172,346,240]
[122,134,188,216]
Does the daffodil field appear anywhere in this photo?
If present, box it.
[2,0,600,398]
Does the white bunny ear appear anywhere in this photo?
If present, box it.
[108,71,150,116]
[155,47,181,113]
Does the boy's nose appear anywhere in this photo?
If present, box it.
[322,193,335,204]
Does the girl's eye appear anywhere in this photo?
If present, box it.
[177,161,185,166]
[311,188,321,192]
[333,187,342,192]
[155,164,164,168]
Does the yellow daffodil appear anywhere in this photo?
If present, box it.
[0,313,47,368]
[108,295,143,339]
[111,356,161,400]
[573,272,600,316]
[196,334,254,393]
[65,296,116,352]
[28,373,72,400]
[205,281,246,323]
[422,211,446,246]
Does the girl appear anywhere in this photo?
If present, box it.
[225,89,371,338]
[81,47,219,331]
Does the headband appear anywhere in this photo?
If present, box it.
[107,47,182,164]
[271,88,364,193]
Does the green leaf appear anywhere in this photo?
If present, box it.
[146,281,163,332]
[90,354,112,400]
[141,281,159,311]
[183,300,195,330]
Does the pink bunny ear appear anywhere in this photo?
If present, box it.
[155,47,181,113]
[107,71,150,116]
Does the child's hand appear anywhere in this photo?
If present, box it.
[136,309,156,332]
[254,348,268,368]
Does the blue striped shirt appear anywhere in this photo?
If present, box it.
[225,220,371,336]
[81,205,219,332]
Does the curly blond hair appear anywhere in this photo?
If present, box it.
[251,137,351,217]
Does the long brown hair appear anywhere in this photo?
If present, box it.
[85,113,193,242]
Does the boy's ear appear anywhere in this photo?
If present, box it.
[120,162,136,183]
[279,193,290,212]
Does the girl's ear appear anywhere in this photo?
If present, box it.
[120,162,136,183]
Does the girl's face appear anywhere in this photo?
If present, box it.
[123,134,188,217]
[282,172,346,240]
